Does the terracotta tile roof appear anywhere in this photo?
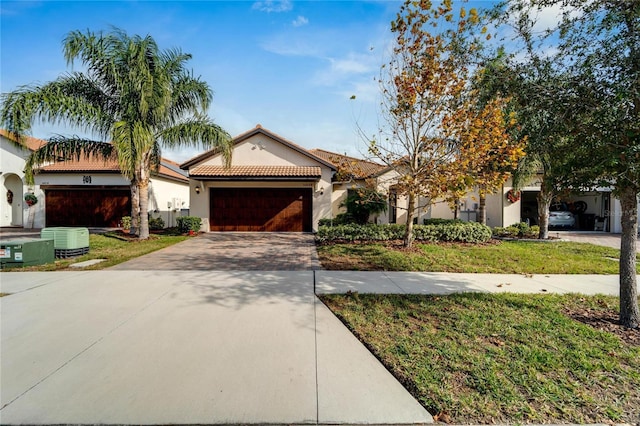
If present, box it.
[0,130,187,182]
[38,156,188,182]
[190,165,322,179]
[0,129,47,151]
[309,149,384,180]
[39,156,121,172]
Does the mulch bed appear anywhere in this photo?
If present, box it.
[564,306,640,346]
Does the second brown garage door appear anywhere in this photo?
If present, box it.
[210,188,312,232]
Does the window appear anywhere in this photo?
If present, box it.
[389,189,398,224]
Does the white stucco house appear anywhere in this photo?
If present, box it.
[1,130,46,228]
[180,125,335,232]
[1,130,189,229]
[307,147,627,233]
[309,149,386,221]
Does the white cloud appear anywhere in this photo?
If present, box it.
[251,0,292,13]
[292,15,309,27]
[261,34,325,57]
[343,77,379,104]
[313,52,379,87]
[0,1,40,16]
[331,56,371,75]
[502,2,584,37]
[533,3,584,34]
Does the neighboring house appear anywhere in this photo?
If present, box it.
[180,124,335,232]
[35,156,189,228]
[309,149,385,220]
[496,177,620,232]
[309,147,627,233]
[0,129,189,229]
[0,130,46,228]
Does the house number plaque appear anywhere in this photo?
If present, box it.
[82,175,92,184]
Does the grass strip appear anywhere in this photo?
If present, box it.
[321,293,640,423]
[317,241,622,274]
[2,232,189,271]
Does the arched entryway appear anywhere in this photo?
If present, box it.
[2,173,24,227]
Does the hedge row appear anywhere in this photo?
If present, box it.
[316,222,492,243]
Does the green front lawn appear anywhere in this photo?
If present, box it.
[2,231,189,271]
[317,241,622,274]
[321,293,640,423]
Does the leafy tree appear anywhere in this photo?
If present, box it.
[505,63,578,239]
[369,0,520,245]
[491,0,639,328]
[1,28,232,239]
[480,8,582,239]
[552,0,640,329]
[453,91,524,225]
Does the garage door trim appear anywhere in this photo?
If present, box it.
[209,187,312,232]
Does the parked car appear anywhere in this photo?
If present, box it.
[549,202,576,228]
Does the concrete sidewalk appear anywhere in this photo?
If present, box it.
[315,271,621,296]
[0,271,430,424]
[1,269,624,424]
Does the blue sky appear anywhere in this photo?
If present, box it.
[1,1,570,163]
[1,0,404,162]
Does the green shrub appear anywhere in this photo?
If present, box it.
[316,222,491,243]
[148,216,165,230]
[318,218,332,227]
[422,218,463,225]
[176,216,202,233]
[318,213,357,227]
[121,216,132,229]
[341,188,387,224]
[492,222,539,239]
[528,225,540,238]
[414,221,493,242]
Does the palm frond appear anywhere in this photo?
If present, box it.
[168,75,212,121]
[0,78,112,137]
[512,153,542,190]
[24,136,114,184]
[157,117,232,167]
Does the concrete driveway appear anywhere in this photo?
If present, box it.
[1,270,430,424]
[557,230,639,251]
[110,232,322,271]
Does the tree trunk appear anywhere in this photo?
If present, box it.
[404,192,416,248]
[618,186,639,329]
[537,186,553,239]
[130,182,140,235]
[478,190,487,225]
[138,178,150,240]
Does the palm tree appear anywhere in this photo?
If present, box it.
[1,28,232,239]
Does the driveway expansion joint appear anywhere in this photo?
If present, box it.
[0,286,174,411]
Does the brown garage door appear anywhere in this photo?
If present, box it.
[210,188,312,232]
[45,188,131,227]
